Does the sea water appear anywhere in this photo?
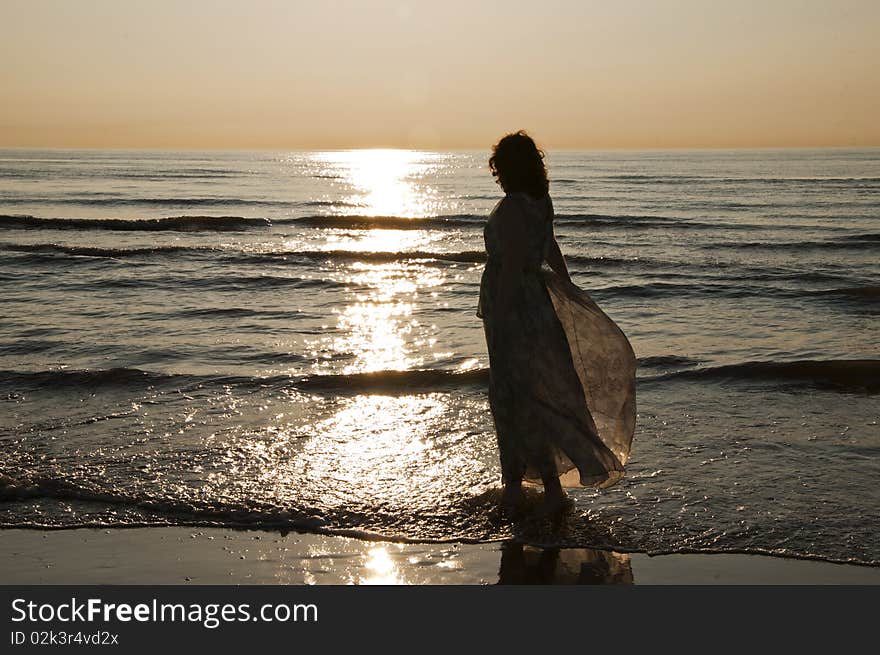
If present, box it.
[1,148,878,565]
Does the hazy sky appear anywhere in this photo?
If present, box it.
[1,0,878,149]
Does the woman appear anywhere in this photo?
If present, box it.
[477,131,637,514]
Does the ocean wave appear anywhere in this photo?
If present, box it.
[637,355,703,368]
[0,339,59,356]
[0,366,490,395]
[597,174,880,186]
[0,242,219,258]
[0,167,244,181]
[554,213,757,231]
[713,237,879,251]
[171,306,312,320]
[299,200,361,208]
[0,241,486,265]
[0,367,185,389]
[0,196,297,207]
[588,281,732,299]
[808,286,880,315]
[279,214,483,230]
[5,358,877,397]
[642,359,880,392]
[644,267,857,287]
[77,273,347,292]
[0,211,765,234]
[0,171,240,181]
[589,279,880,302]
[837,232,880,243]
[565,254,695,271]
[0,214,270,232]
[0,241,671,269]
[0,475,346,537]
[293,368,489,393]
[819,285,880,300]
[598,174,710,183]
[239,249,486,265]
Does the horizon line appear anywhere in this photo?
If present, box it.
[2,144,879,153]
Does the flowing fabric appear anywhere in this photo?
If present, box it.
[478,192,636,489]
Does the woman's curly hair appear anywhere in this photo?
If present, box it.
[488,130,549,199]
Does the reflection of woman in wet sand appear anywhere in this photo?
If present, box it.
[498,543,634,585]
[477,131,637,514]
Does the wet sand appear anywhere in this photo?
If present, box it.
[1,528,878,585]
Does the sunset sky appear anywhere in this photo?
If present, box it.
[1,0,878,150]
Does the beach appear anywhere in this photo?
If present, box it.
[2,528,878,585]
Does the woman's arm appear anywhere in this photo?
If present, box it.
[544,229,572,283]
[541,196,571,283]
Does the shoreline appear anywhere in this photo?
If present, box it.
[1,528,878,585]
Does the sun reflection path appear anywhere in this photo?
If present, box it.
[296,149,464,376]
[301,395,439,498]
[319,229,446,253]
[360,546,406,585]
[289,393,493,519]
[310,149,451,218]
[302,261,445,375]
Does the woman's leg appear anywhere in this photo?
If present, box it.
[540,471,566,513]
[538,442,568,514]
[495,424,525,513]
[488,367,526,513]
[501,473,523,512]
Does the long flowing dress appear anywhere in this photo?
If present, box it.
[477,192,636,489]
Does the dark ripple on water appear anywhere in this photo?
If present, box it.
[2,356,877,398]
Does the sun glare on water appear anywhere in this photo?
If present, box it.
[310,149,449,218]
[361,546,405,585]
[294,149,460,376]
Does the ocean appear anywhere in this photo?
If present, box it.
[1,148,878,565]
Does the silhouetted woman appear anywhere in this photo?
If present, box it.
[477,131,637,514]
